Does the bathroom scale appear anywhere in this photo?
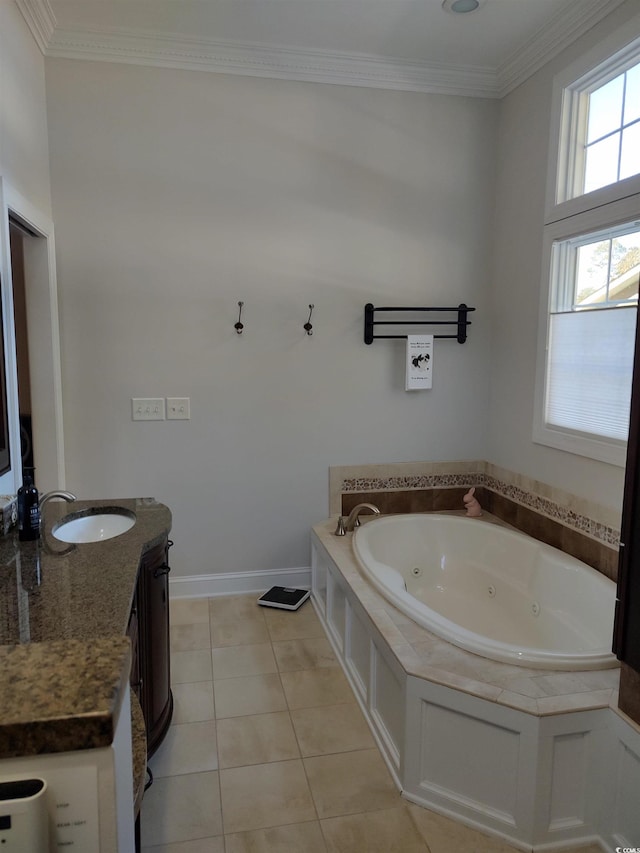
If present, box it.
[257,586,310,610]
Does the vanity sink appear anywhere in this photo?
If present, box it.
[52,509,136,543]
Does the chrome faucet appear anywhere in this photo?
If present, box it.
[39,490,77,510]
[334,502,381,536]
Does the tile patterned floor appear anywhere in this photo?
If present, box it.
[140,595,604,853]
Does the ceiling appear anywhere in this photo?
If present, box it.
[17,0,627,97]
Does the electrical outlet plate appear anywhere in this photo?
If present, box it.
[167,397,190,420]
[132,398,165,421]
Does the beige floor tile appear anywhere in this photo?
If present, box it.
[225,821,327,853]
[171,598,211,626]
[291,703,375,756]
[210,594,266,625]
[149,721,218,778]
[272,637,338,672]
[211,618,271,648]
[142,837,225,853]
[212,643,277,680]
[220,759,317,833]
[140,770,222,847]
[213,673,287,718]
[280,667,354,710]
[263,604,325,641]
[217,711,300,768]
[170,622,211,652]
[407,803,519,853]
[304,749,400,819]
[321,807,430,853]
[171,649,213,684]
[171,682,215,725]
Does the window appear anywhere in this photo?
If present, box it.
[554,44,640,211]
[583,62,640,195]
[546,222,639,443]
[534,29,640,466]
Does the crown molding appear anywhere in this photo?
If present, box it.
[16,0,626,98]
[15,0,56,54]
[44,27,502,97]
[497,0,629,97]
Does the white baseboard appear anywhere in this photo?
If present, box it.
[169,566,311,599]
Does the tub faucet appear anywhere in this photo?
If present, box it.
[335,502,381,535]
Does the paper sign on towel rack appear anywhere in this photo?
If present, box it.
[406,335,433,390]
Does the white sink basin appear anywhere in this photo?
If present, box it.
[53,509,136,543]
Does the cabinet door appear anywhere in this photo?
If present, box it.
[140,539,173,757]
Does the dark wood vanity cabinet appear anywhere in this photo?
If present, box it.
[129,537,173,758]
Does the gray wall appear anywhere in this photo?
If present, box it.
[0,2,51,217]
[45,61,497,577]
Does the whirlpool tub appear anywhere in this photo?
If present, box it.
[352,513,617,670]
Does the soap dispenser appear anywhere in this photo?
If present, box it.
[17,468,40,541]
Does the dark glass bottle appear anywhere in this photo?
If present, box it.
[17,468,40,541]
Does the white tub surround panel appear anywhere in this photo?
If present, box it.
[405,681,609,847]
[314,534,405,785]
[603,710,640,851]
[311,519,639,851]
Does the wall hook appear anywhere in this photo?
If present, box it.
[234,301,244,335]
[304,304,314,336]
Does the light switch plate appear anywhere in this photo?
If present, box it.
[166,397,190,420]
[132,398,165,420]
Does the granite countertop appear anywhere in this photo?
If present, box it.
[0,497,171,759]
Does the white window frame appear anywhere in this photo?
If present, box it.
[534,20,640,467]
[545,28,640,227]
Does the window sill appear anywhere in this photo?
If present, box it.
[532,421,627,467]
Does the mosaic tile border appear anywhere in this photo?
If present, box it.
[341,473,478,492]
[481,474,619,547]
[335,465,620,548]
